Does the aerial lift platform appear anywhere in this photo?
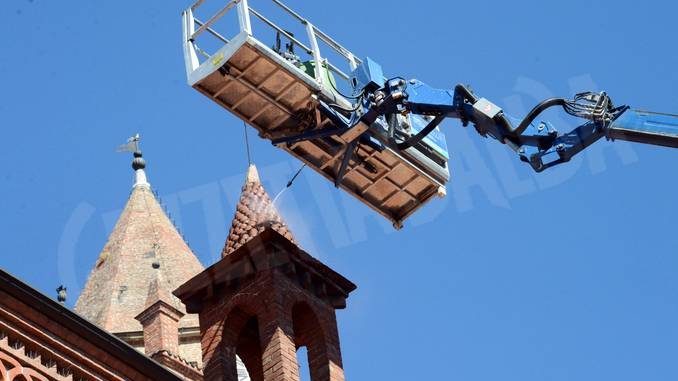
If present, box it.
[183,0,678,228]
[183,0,448,227]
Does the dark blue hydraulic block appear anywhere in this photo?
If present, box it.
[608,109,678,148]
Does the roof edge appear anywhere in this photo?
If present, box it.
[174,228,357,312]
[0,268,182,381]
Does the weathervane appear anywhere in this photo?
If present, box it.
[117,134,149,188]
[116,133,141,154]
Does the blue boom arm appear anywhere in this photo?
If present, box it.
[338,58,678,173]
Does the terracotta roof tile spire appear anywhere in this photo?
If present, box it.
[222,164,296,256]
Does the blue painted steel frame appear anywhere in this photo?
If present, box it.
[274,56,678,183]
[347,58,678,173]
[608,110,678,148]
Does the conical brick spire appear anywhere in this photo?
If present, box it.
[222,164,295,256]
[75,148,204,336]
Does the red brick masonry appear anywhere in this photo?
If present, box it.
[176,229,356,381]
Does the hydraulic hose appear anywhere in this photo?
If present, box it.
[396,114,446,150]
[512,98,568,136]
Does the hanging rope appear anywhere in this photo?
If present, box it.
[243,121,252,165]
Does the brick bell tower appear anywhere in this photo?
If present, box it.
[175,164,356,381]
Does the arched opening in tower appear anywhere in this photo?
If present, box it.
[222,306,263,381]
[235,315,262,381]
[292,302,327,381]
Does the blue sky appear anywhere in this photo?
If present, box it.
[2,0,678,380]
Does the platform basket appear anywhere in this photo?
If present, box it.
[183,0,447,227]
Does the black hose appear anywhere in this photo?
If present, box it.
[513,98,568,136]
[396,114,446,150]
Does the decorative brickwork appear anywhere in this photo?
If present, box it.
[176,228,356,381]
[0,269,182,381]
[1,344,51,381]
[178,165,354,380]
[151,350,204,381]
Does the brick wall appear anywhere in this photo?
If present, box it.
[175,229,356,381]
[197,270,346,381]
[0,273,182,381]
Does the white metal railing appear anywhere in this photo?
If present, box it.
[183,0,362,92]
[191,1,239,40]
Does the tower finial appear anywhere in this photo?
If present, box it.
[246,163,260,183]
[117,134,149,188]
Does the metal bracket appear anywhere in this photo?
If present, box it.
[335,140,358,187]
[271,126,347,146]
